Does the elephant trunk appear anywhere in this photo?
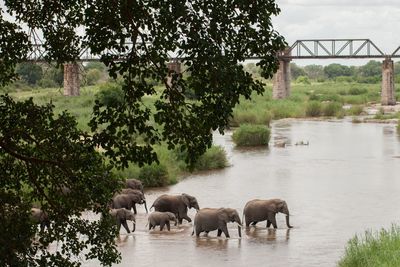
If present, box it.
[238,225,242,238]
[144,201,148,213]
[285,215,293,228]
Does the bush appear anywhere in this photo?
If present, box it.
[96,83,124,106]
[138,163,169,187]
[194,146,228,171]
[232,124,270,146]
[305,101,322,117]
[230,110,272,127]
[348,87,367,95]
[347,105,364,116]
[322,102,343,117]
[339,225,400,267]
[86,69,102,85]
[296,75,311,84]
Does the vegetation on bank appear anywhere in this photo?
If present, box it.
[232,124,271,146]
[339,225,400,267]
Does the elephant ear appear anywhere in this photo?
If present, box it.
[217,209,229,223]
[276,200,285,212]
[181,194,190,208]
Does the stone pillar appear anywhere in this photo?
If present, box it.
[63,63,80,96]
[273,48,292,99]
[381,58,396,105]
[166,61,181,87]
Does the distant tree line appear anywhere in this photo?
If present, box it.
[243,60,400,84]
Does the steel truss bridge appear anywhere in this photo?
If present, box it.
[27,38,400,62]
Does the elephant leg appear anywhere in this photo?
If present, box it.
[221,225,230,238]
[270,217,278,229]
[121,220,130,233]
[166,221,171,231]
[266,220,272,228]
[149,223,152,230]
[178,218,183,224]
[160,221,165,231]
[133,205,137,215]
[217,229,222,237]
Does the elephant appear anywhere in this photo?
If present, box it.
[119,188,148,213]
[243,199,293,229]
[192,208,242,238]
[148,211,178,231]
[30,208,50,231]
[109,208,136,233]
[151,193,200,224]
[125,178,144,193]
[111,192,146,214]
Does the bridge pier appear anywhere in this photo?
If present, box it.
[273,49,291,99]
[381,58,396,105]
[166,61,181,87]
[63,63,80,96]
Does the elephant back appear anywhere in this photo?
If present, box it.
[152,195,181,214]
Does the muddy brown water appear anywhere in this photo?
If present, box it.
[84,120,400,267]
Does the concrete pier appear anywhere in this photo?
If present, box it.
[381,58,396,105]
[273,49,291,99]
[63,63,80,96]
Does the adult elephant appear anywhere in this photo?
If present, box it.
[125,178,144,193]
[151,193,200,224]
[111,192,146,214]
[31,208,50,231]
[243,199,293,229]
[109,208,136,233]
[192,208,242,238]
[148,211,178,231]
[120,188,148,213]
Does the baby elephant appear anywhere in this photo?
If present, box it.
[148,211,178,231]
[109,208,136,234]
[192,208,242,238]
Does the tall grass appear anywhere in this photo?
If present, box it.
[232,124,270,146]
[339,225,400,267]
[194,146,228,171]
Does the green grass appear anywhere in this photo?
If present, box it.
[339,225,400,267]
[232,124,270,146]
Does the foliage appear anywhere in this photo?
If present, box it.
[193,146,228,171]
[347,105,364,116]
[296,75,311,84]
[348,87,367,95]
[290,63,306,80]
[0,95,120,266]
[86,68,103,85]
[138,163,169,187]
[95,83,125,107]
[16,63,43,85]
[1,1,285,265]
[232,124,271,146]
[305,101,322,117]
[339,225,400,267]
[324,64,353,79]
[304,64,325,80]
[322,102,343,117]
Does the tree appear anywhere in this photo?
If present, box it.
[1,1,285,266]
[290,63,306,80]
[324,63,353,79]
[16,62,43,85]
[304,64,325,80]
[358,60,381,78]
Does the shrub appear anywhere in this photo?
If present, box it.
[339,225,400,267]
[347,105,364,116]
[230,110,272,127]
[138,163,169,187]
[96,83,124,106]
[232,124,270,146]
[86,69,102,85]
[305,101,322,117]
[322,102,343,117]
[296,75,311,84]
[194,146,228,171]
[348,87,367,95]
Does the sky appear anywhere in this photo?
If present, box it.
[273,0,400,65]
[2,1,399,65]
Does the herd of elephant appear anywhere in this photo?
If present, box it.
[31,178,293,239]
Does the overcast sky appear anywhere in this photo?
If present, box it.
[273,0,400,65]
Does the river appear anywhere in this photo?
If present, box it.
[86,119,400,267]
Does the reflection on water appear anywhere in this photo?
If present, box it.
[83,120,400,267]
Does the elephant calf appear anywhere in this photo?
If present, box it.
[112,191,147,214]
[243,198,293,229]
[192,208,242,238]
[30,208,50,231]
[109,208,136,234]
[148,211,178,231]
[125,178,144,193]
